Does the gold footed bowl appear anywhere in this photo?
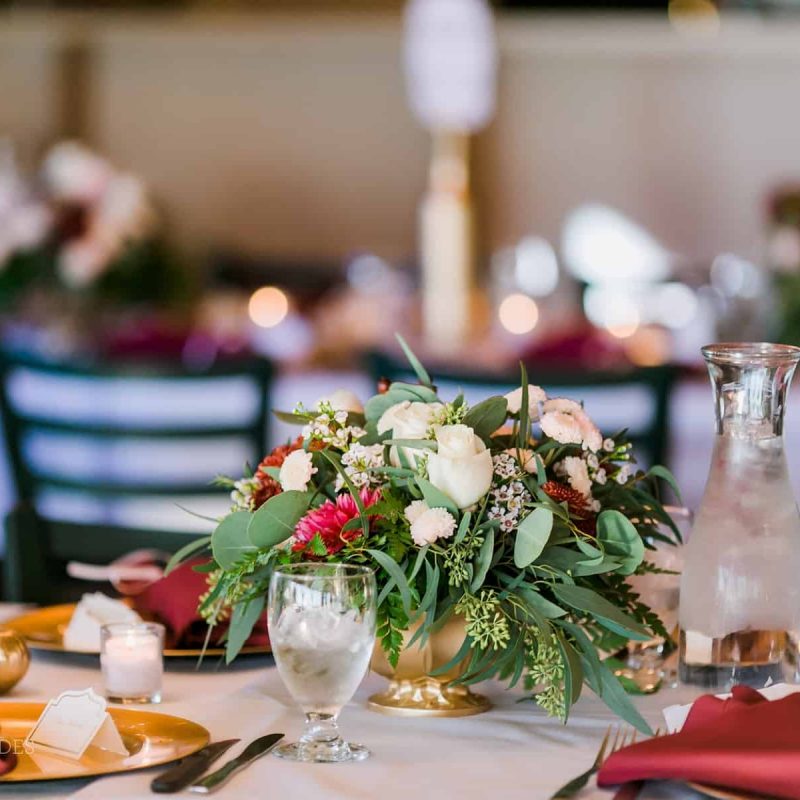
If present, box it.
[369,617,490,717]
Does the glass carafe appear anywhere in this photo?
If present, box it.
[679,342,800,689]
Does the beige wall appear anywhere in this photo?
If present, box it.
[3,11,800,268]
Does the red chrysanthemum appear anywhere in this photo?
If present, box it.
[251,436,304,510]
[292,488,382,556]
[541,480,596,536]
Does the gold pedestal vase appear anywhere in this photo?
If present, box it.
[368,616,490,717]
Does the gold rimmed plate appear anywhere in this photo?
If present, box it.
[689,783,768,800]
[4,604,269,659]
[0,701,208,782]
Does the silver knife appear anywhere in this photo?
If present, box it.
[188,733,284,794]
[151,739,240,794]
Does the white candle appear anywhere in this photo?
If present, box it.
[100,624,164,702]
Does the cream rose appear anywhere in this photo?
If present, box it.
[278,450,317,492]
[377,400,443,466]
[504,384,548,420]
[319,389,364,414]
[427,424,493,509]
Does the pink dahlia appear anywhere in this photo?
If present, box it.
[292,488,382,556]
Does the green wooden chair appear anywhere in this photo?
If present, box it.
[366,351,679,468]
[0,349,273,601]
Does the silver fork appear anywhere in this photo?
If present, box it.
[549,725,651,799]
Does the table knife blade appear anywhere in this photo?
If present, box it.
[188,733,284,794]
[150,739,240,794]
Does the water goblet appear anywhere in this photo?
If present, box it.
[268,563,377,763]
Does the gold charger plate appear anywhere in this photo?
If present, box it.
[0,701,208,782]
[4,604,269,659]
[688,783,767,800]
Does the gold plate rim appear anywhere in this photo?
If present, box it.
[0,701,209,782]
[688,782,769,800]
[3,603,270,659]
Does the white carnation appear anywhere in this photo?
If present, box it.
[404,500,430,525]
[410,507,457,547]
[504,384,547,420]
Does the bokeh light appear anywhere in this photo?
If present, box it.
[248,286,289,328]
[498,293,539,335]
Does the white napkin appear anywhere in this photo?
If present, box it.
[62,593,141,652]
[662,682,800,733]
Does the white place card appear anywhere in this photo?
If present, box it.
[25,689,128,760]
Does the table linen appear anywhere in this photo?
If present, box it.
[0,647,713,800]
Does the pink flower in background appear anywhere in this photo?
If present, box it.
[292,488,381,556]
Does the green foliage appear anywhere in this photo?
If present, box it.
[513,508,553,568]
[248,491,310,548]
[178,344,683,732]
[377,592,409,670]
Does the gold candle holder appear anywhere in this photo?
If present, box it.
[0,629,29,694]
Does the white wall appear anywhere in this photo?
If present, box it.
[2,11,800,267]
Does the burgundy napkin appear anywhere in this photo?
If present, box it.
[597,685,800,799]
[132,560,269,650]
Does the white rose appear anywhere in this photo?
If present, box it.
[410,506,457,547]
[377,400,443,466]
[427,424,493,509]
[319,389,363,415]
[504,384,547,420]
[279,450,317,492]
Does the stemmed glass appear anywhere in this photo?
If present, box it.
[268,563,377,763]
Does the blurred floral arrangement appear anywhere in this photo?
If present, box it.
[0,141,184,316]
[173,336,681,732]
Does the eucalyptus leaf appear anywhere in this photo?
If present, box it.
[463,396,508,443]
[592,659,653,735]
[471,528,495,592]
[212,512,255,570]
[454,511,472,544]
[518,587,567,619]
[513,507,553,568]
[552,584,651,640]
[416,477,459,518]
[596,510,646,575]
[517,364,530,451]
[647,464,683,502]
[165,535,211,575]
[368,549,412,616]
[396,333,433,387]
[248,491,310,549]
[226,596,265,664]
[272,409,309,425]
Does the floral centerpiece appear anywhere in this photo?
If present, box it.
[173,337,681,733]
[0,141,184,316]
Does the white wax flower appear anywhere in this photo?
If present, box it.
[427,424,493,509]
[42,141,111,204]
[410,506,457,547]
[279,450,317,492]
[504,384,547,420]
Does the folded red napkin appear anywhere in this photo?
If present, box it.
[132,560,269,650]
[598,685,800,799]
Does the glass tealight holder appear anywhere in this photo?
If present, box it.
[100,622,165,704]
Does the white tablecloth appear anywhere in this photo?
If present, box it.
[0,643,714,800]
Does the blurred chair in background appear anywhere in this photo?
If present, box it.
[366,351,678,468]
[0,350,273,601]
